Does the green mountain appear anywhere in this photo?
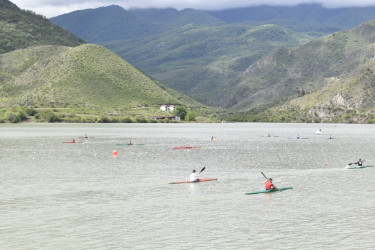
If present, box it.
[50,4,375,108]
[0,44,207,122]
[222,20,375,123]
[130,8,224,27]
[207,4,375,35]
[280,62,375,123]
[105,24,313,104]
[218,20,375,111]
[0,0,84,54]
[51,5,223,43]
[235,61,375,123]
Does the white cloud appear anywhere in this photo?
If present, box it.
[10,0,375,18]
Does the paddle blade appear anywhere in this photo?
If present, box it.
[199,167,206,174]
[348,163,353,165]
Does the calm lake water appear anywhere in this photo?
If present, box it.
[1,123,375,249]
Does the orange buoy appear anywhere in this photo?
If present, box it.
[113,150,118,156]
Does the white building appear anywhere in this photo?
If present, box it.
[160,104,176,111]
[160,105,167,111]
[168,105,175,111]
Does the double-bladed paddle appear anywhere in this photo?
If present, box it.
[348,160,365,166]
[186,167,205,181]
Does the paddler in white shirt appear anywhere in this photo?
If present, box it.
[189,170,199,182]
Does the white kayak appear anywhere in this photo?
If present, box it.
[346,165,374,169]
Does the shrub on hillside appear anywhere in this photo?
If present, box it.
[27,108,38,116]
[6,112,20,123]
[99,116,110,123]
[46,113,57,122]
[121,117,133,123]
[185,112,196,121]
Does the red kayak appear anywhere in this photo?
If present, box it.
[173,146,201,149]
[169,178,217,184]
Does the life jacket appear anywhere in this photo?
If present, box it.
[265,180,274,190]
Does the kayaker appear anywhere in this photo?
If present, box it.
[72,138,76,143]
[189,170,199,182]
[265,178,277,190]
[129,140,133,145]
[354,159,364,166]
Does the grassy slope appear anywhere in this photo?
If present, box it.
[0,44,201,112]
[275,59,375,123]
[218,20,375,111]
[0,0,84,54]
[105,24,313,104]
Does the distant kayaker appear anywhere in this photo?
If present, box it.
[189,170,199,182]
[72,138,76,143]
[265,178,276,190]
[354,159,364,166]
[129,140,133,145]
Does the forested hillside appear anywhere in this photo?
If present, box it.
[0,0,84,54]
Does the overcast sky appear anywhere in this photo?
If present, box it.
[11,0,375,18]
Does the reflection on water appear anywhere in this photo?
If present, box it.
[1,123,375,249]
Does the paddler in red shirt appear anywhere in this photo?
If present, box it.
[265,178,277,190]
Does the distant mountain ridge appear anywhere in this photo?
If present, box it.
[105,23,312,104]
[51,3,375,42]
[51,5,223,43]
[207,4,375,29]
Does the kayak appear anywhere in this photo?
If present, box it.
[63,141,82,143]
[116,144,145,146]
[169,178,217,184]
[346,165,374,169]
[245,187,293,195]
[173,146,201,149]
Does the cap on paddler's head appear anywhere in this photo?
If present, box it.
[192,170,196,172]
[269,178,272,180]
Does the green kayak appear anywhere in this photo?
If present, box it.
[346,165,374,169]
[245,187,293,195]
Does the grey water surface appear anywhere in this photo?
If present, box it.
[1,123,374,249]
